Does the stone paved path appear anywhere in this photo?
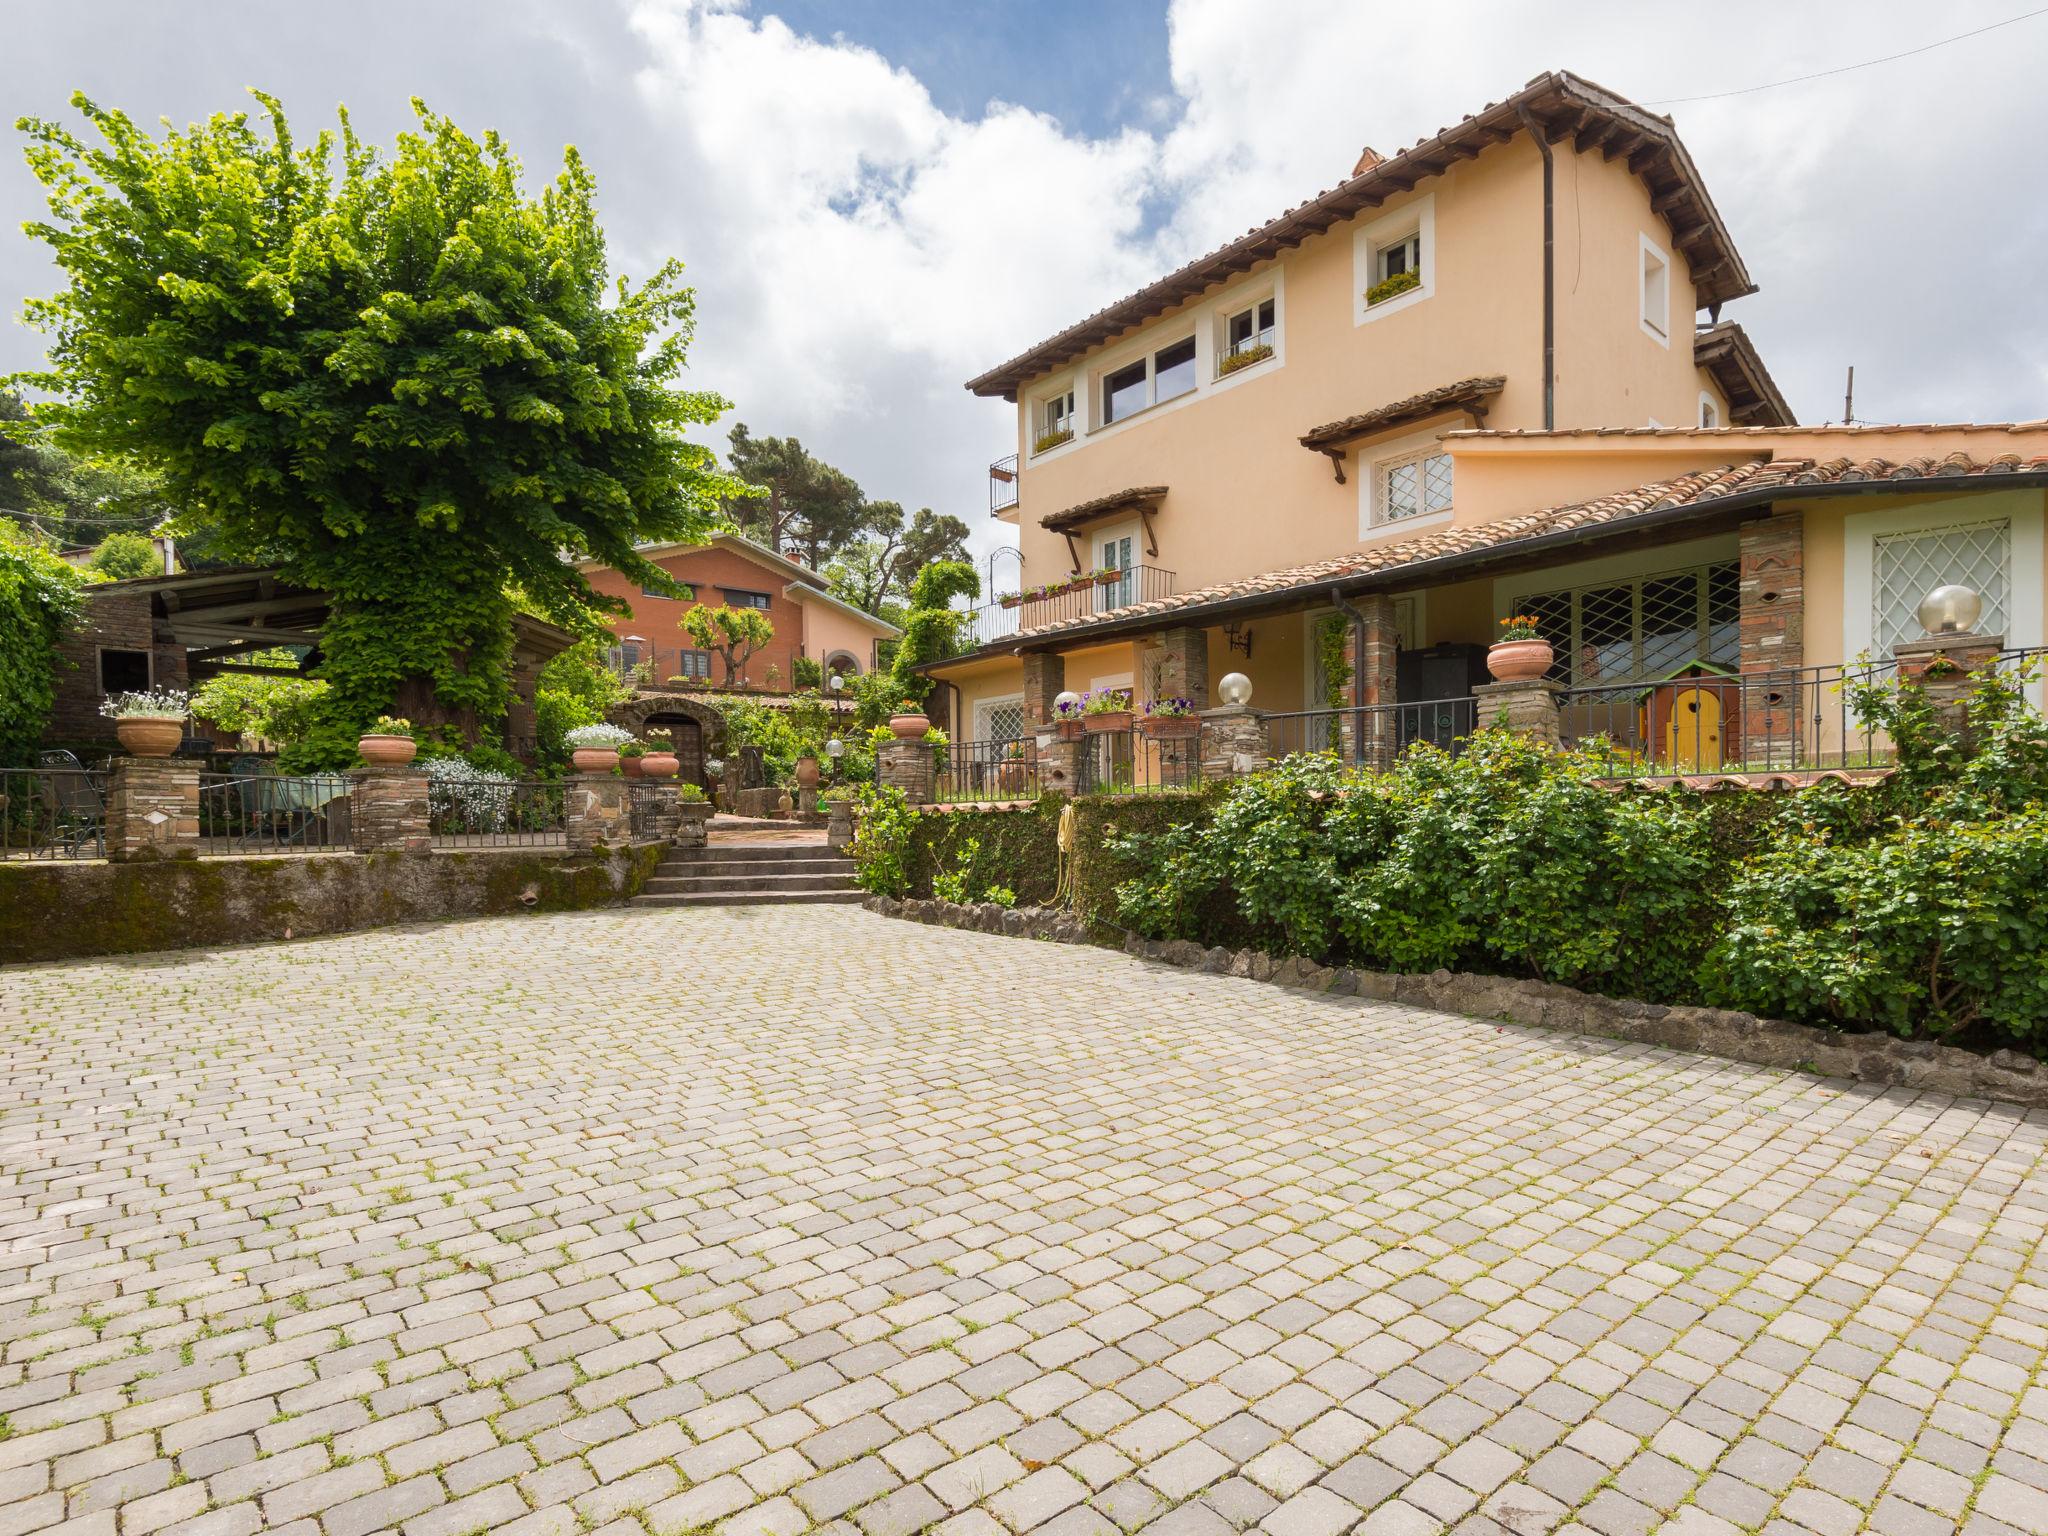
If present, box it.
[3,908,2046,1536]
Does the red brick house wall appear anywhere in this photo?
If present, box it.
[583,545,811,689]
[46,588,189,748]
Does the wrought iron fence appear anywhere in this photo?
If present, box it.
[1263,697,1481,767]
[932,739,1040,804]
[428,778,567,849]
[198,771,354,854]
[1077,724,1203,795]
[0,766,109,859]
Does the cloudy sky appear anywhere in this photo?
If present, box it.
[4,0,2045,570]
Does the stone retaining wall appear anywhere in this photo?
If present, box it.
[2,844,667,967]
[866,896,2048,1111]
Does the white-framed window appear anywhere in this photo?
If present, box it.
[1379,448,1454,524]
[1035,387,1076,450]
[1639,234,1670,346]
[1100,333,1198,425]
[1094,523,1138,612]
[1222,296,1276,367]
[1354,194,1435,324]
[1698,393,1720,429]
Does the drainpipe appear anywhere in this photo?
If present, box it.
[1515,105,1555,430]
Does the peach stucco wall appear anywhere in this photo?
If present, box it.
[1002,138,1726,599]
[801,599,893,674]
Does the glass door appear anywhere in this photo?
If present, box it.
[1096,531,1135,613]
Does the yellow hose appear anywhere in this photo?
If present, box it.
[1054,800,1078,908]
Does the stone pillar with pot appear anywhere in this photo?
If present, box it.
[565,773,629,852]
[1738,511,1806,768]
[1199,706,1269,782]
[876,740,934,804]
[641,781,683,844]
[676,798,711,849]
[1471,679,1563,746]
[105,756,202,861]
[1151,627,1210,780]
[827,796,854,851]
[1895,600,2005,744]
[350,766,431,855]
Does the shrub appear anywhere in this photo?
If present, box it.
[0,521,85,758]
[86,531,160,581]
[848,782,917,896]
[425,755,516,831]
[792,655,823,689]
[191,648,329,749]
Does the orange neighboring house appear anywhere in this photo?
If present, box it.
[924,70,2048,773]
[575,533,899,691]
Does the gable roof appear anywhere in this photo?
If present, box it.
[1693,322,1794,427]
[937,449,2048,659]
[782,581,902,637]
[966,71,1754,401]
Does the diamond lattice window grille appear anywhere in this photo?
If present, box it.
[984,702,1025,744]
[1421,454,1454,513]
[1382,452,1453,522]
[1513,560,1740,686]
[1873,520,2009,656]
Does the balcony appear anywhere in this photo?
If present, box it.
[958,564,1176,649]
[989,453,1019,514]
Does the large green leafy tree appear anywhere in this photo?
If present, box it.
[722,424,869,569]
[825,502,971,622]
[13,93,748,766]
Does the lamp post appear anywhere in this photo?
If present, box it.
[825,734,844,786]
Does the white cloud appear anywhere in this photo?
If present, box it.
[613,0,2047,575]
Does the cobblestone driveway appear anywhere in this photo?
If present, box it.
[4,908,2047,1536]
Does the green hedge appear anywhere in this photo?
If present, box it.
[1068,791,1222,934]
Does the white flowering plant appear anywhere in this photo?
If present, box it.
[99,687,190,720]
[563,723,633,750]
[425,756,516,832]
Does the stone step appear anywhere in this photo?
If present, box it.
[656,854,852,875]
[676,843,845,863]
[631,889,867,908]
[641,871,858,894]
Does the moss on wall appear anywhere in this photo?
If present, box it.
[1069,792,1220,935]
[901,800,1062,905]
[0,843,667,966]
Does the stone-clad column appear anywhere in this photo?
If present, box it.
[106,757,200,861]
[1739,512,1805,767]
[1895,630,2006,744]
[1199,705,1269,781]
[565,772,628,852]
[350,766,430,855]
[1021,652,1066,728]
[1337,597,1400,769]
[1471,679,1562,747]
[1156,627,1210,710]
[877,740,933,804]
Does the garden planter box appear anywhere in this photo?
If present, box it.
[999,594,1024,610]
[1054,719,1084,741]
[1139,716,1200,740]
[1083,711,1133,734]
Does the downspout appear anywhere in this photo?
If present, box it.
[1515,104,1555,430]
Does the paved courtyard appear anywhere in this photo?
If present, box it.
[3,908,2047,1536]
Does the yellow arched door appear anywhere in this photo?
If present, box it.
[1666,687,1723,770]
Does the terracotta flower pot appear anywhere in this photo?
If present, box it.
[1487,639,1555,683]
[795,755,821,789]
[1054,718,1084,741]
[357,733,417,767]
[620,754,645,778]
[640,752,679,778]
[999,594,1023,610]
[1083,710,1133,734]
[1139,715,1200,739]
[572,747,621,773]
[889,713,930,740]
[115,717,184,758]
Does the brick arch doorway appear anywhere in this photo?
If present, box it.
[608,694,724,790]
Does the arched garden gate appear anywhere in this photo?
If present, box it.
[606,694,725,790]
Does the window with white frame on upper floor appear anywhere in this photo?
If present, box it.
[1035,387,1076,451]
[1222,296,1276,369]
[1355,195,1434,320]
[1378,447,1454,524]
[1101,334,1197,424]
[1699,393,1720,429]
[1640,235,1670,345]
[1377,229,1421,284]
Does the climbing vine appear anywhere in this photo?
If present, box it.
[0,520,85,759]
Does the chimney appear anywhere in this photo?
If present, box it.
[1352,145,1382,178]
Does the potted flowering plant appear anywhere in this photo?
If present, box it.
[1053,692,1087,740]
[101,687,190,757]
[1033,426,1074,455]
[640,728,679,778]
[1082,687,1133,734]
[565,722,632,772]
[1488,615,1555,682]
[358,714,417,766]
[997,591,1024,610]
[1139,696,1199,739]
[1217,341,1273,376]
[1091,566,1124,588]
[889,698,930,740]
[618,738,649,777]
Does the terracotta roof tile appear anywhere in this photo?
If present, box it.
[1039,485,1169,533]
[1692,321,1794,427]
[980,451,2048,651]
[1299,377,1506,452]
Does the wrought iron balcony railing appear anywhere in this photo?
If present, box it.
[989,454,1019,514]
[958,565,1176,649]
